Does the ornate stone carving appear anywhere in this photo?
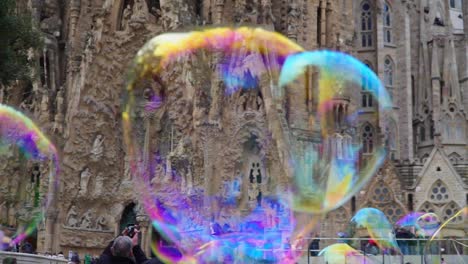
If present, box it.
[66,205,79,228]
[53,88,64,133]
[95,215,110,230]
[260,0,275,25]
[79,209,93,229]
[287,1,300,40]
[90,134,105,161]
[121,5,132,31]
[78,167,91,196]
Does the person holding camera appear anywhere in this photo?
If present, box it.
[98,225,148,264]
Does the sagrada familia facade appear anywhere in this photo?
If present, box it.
[0,0,466,257]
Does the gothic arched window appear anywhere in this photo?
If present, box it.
[419,202,436,213]
[429,180,450,203]
[383,2,392,43]
[384,57,394,86]
[362,124,374,154]
[443,201,463,222]
[360,1,373,47]
[371,182,392,203]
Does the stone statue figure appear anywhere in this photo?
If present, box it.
[248,183,259,209]
[121,5,132,30]
[256,95,263,110]
[261,0,275,25]
[124,155,132,181]
[287,2,300,40]
[80,209,93,229]
[40,88,49,114]
[79,167,92,196]
[55,88,64,113]
[66,206,79,227]
[91,134,105,161]
[94,173,104,196]
[131,0,149,22]
[93,17,104,53]
[96,215,109,230]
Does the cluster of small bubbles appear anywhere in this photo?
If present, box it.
[123,27,392,263]
[0,104,59,250]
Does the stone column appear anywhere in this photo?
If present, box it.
[398,2,414,161]
[318,1,326,47]
[430,40,442,136]
[136,214,151,257]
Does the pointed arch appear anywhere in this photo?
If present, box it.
[360,1,374,47]
[442,201,463,222]
[370,181,392,203]
[448,152,461,164]
[361,123,374,154]
[419,201,436,213]
[428,180,450,204]
[384,56,394,87]
[383,2,393,44]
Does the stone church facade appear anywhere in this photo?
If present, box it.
[0,0,466,257]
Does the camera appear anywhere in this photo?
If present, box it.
[126,224,140,238]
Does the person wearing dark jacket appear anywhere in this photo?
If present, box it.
[98,232,148,264]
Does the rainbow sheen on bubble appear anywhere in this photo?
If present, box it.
[318,243,374,264]
[277,51,391,213]
[0,104,59,250]
[123,26,393,263]
[351,208,400,253]
[123,27,305,263]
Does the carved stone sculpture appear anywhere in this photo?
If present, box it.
[121,5,132,31]
[94,173,104,196]
[261,0,275,25]
[130,0,149,25]
[79,167,91,196]
[287,2,300,40]
[66,206,79,227]
[80,209,93,229]
[91,134,105,161]
[92,17,104,53]
[96,215,109,230]
[53,88,64,133]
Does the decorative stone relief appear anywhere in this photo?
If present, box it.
[78,167,92,196]
[90,134,105,161]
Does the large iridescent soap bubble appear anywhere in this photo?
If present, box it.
[0,104,59,250]
[351,208,400,253]
[423,207,466,264]
[123,27,305,263]
[276,51,392,214]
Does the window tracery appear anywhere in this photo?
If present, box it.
[383,2,392,44]
[428,180,450,203]
[442,201,463,222]
[362,124,374,154]
[360,1,373,47]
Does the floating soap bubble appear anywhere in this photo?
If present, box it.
[351,208,400,253]
[423,207,467,264]
[0,104,59,250]
[123,27,305,263]
[277,51,392,214]
[416,212,441,237]
[319,243,375,264]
